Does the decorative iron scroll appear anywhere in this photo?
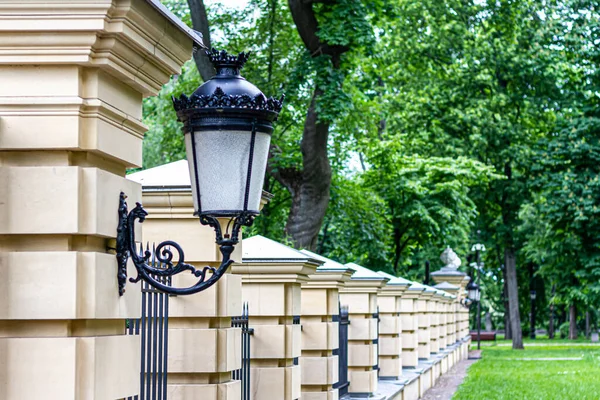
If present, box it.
[116,192,248,296]
[172,87,284,114]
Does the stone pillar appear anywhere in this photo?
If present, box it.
[0,2,195,399]
[457,277,471,341]
[127,160,244,399]
[339,263,388,396]
[428,290,441,355]
[299,250,355,400]
[399,282,425,368]
[434,282,460,348]
[430,247,471,343]
[234,235,319,400]
[417,286,435,360]
[375,271,410,380]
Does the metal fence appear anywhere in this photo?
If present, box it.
[232,302,254,400]
[127,244,171,400]
[292,315,301,366]
[333,304,350,396]
[374,306,380,375]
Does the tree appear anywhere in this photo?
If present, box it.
[519,0,600,340]
[272,0,378,250]
[369,0,565,349]
[364,147,498,275]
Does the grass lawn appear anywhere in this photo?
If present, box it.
[453,339,600,400]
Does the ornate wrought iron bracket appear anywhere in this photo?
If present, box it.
[116,192,250,296]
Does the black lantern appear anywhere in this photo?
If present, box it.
[466,279,480,302]
[116,49,283,296]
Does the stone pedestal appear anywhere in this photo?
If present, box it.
[430,247,473,343]
[299,250,355,400]
[399,282,425,368]
[429,289,447,354]
[434,282,460,348]
[339,263,388,396]
[0,2,196,399]
[234,236,319,400]
[417,287,435,360]
[128,161,245,399]
[376,271,411,379]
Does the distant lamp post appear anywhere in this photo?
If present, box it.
[116,49,284,296]
[469,234,485,350]
[530,289,537,339]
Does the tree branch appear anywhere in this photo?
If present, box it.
[288,0,348,66]
[187,0,215,81]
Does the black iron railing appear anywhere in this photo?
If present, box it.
[333,304,350,396]
[127,244,171,400]
[293,315,301,366]
[374,306,380,374]
[232,302,254,400]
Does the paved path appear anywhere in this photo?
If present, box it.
[420,351,481,400]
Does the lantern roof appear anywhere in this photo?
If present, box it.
[242,235,322,265]
[172,49,284,134]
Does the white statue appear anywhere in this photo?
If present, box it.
[440,246,461,270]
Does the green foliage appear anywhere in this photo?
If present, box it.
[559,322,571,339]
[364,146,500,274]
[141,0,600,330]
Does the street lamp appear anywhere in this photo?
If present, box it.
[116,49,284,296]
[466,279,481,302]
[530,289,537,339]
[469,234,485,350]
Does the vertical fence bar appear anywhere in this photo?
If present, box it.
[232,302,253,400]
[162,276,171,400]
[292,315,300,366]
[374,306,380,375]
[126,243,171,400]
[333,304,350,396]
[246,303,253,400]
[156,250,165,400]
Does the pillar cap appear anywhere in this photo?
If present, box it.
[376,271,411,287]
[242,235,322,266]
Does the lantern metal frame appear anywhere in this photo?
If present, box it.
[466,280,480,302]
[115,49,283,296]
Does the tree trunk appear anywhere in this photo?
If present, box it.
[569,304,578,340]
[503,266,512,340]
[187,0,215,81]
[284,88,332,250]
[586,310,590,338]
[281,1,349,250]
[505,248,523,349]
[549,303,555,339]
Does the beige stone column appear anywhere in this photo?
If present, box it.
[0,2,195,399]
[430,248,471,344]
[434,282,460,348]
[417,286,435,360]
[375,271,410,380]
[234,235,319,400]
[298,250,355,400]
[399,282,425,368]
[428,290,441,355]
[128,161,244,399]
[339,263,388,395]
